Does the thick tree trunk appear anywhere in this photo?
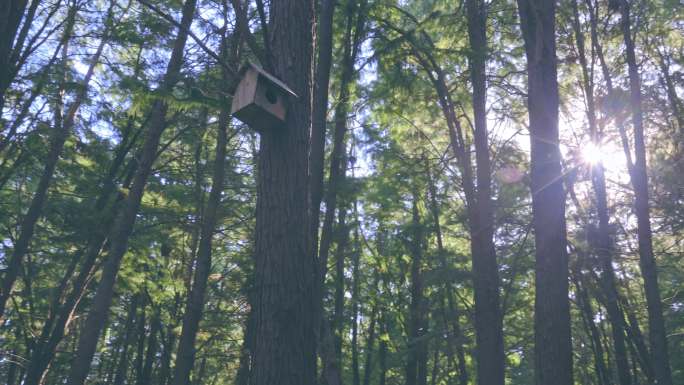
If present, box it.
[617,2,673,384]
[248,1,316,385]
[516,1,573,384]
[65,1,197,383]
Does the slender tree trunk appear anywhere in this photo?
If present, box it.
[318,3,366,383]
[464,0,505,383]
[235,305,254,385]
[516,1,573,384]
[133,300,147,384]
[317,0,360,296]
[362,297,378,385]
[333,206,349,363]
[351,225,361,385]
[406,192,427,385]
[425,162,468,385]
[378,313,387,385]
[617,2,673,383]
[570,1,631,382]
[0,3,90,321]
[310,0,335,237]
[171,76,230,385]
[310,3,336,376]
[654,50,684,133]
[573,271,611,385]
[248,1,316,384]
[137,308,160,385]
[65,1,198,383]
[113,296,140,385]
[620,295,654,381]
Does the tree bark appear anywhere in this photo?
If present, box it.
[248,1,316,384]
[64,1,198,383]
[516,1,573,384]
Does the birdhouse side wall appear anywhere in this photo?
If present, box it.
[230,68,259,115]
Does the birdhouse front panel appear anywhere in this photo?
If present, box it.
[230,63,297,131]
[254,79,286,122]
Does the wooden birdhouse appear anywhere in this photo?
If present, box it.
[230,63,297,131]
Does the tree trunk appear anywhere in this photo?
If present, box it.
[65,1,198,383]
[133,300,147,384]
[573,271,611,385]
[318,3,366,384]
[516,1,573,384]
[464,0,505,383]
[136,308,160,385]
[351,225,361,385]
[406,193,427,385]
[248,1,316,384]
[0,0,29,111]
[570,1,631,382]
[112,296,140,385]
[617,2,673,384]
[170,40,232,385]
[0,2,92,321]
[334,206,349,363]
[362,297,378,385]
[378,318,388,385]
[310,0,335,239]
[425,161,468,385]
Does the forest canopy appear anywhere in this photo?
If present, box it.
[0,0,682,385]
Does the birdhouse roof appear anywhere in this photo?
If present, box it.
[240,62,298,98]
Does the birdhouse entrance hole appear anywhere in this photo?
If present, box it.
[265,86,278,104]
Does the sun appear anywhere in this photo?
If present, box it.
[576,140,631,183]
[581,142,604,165]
